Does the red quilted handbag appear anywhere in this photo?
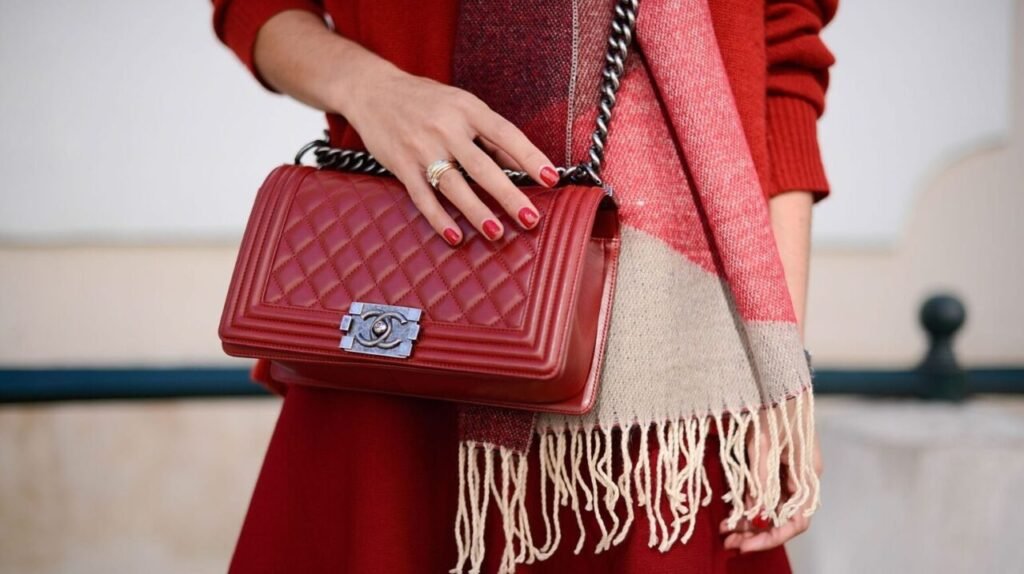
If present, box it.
[218,0,636,415]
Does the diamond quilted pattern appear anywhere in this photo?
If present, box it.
[264,172,542,329]
[220,163,620,414]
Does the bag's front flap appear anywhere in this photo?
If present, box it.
[220,165,608,379]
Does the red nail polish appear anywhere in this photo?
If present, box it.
[443,227,461,246]
[518,207,539,228]
[482,219,502,240]
[751,513,770,529]
[539,166,559,187]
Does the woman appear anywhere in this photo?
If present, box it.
[212,0,836,572]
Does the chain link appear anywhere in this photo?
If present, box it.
[295,0,639,189]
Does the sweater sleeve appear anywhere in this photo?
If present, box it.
[212,0,324,91]
[764,0,838,201]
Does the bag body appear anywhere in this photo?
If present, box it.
[219,165,620,414]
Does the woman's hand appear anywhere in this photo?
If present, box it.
[719,398,824,554]
[252,10,558,246]
[340,66,559,245]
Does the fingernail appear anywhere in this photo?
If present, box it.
[482,219,502,240]
[539,165,559,187]
[518,207,539,228]
[751,512,770,530]
[443,227,461,246]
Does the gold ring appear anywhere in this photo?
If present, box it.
[426,159,459,190]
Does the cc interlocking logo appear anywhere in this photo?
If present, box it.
[339,302,422,359]
[357,310,410,350]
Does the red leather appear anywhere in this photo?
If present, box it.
[219,165,621,414]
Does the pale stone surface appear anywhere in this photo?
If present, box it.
[787,395,1024,574]
[0,398,280,574]
[2,396,1022,573]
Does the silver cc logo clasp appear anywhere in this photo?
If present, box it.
[339,302,422,358]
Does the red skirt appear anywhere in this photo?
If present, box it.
[229,385,792,573]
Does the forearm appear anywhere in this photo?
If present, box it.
[252,10,400,118]
[769,191,813,340]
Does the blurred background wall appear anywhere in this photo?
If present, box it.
[1,0,1022,573]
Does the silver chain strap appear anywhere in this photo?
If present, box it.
[294,0,639,188]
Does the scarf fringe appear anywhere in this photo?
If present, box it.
[450,387,820,574]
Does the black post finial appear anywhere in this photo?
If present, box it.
[918,293,967,401]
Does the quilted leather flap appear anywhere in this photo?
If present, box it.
[220,165,616,377]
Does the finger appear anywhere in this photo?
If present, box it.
[433,164,506,241]
[720,516,767,534]
[476,135,523,171]
[450,139,541,230]
[738,515,810,554]
[393,163,463,247]
[720,519,738,534]
[474,111,560,188]
[723,531,756,550]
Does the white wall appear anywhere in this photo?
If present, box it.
[0,0,1015,248]
[0,0,323,243]
[816,0,1014,247]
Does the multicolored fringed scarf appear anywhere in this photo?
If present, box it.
[449,0,820,572]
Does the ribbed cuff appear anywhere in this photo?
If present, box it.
[214,0,324,92]
[766,95,831,203]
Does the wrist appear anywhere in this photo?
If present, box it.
[804,348,815,381]
[324,45,404,121]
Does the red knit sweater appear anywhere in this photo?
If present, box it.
[213,0,836,201]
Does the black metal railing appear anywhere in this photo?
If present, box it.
[0,294,1020,403]
[0,367,268,402]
